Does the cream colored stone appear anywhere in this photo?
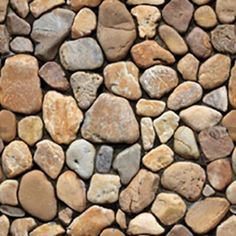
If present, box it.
[58,208,73,226]
[68,0,103,10]
[194,6,217,28]
[226,181,236,204]
[10,218,37,236]
[127,0,165,5]
[217,215,236,236]
[116,209,127,230]
[10,0,29,18]
[0,180,18,206]
[216,0,236,23]
[141,118,155,151]
[0,215,9,236]
[29,223,65,236]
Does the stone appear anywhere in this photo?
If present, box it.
[116,209,127,229]
[167,81,203,110]
[161,162,205,201]
[81,93,139,144]
[194,6,217,28]
[10,218,37,236]
[191,0,210,4]
[66,139,95,179]
[97,0,136,61]
[56,171,86,212]
[229,62,236,108]
[211,24,236,54]
[222,111,236,141]
[177,53,199,81]
[186,27,212,58]
[159,25,188,55]
[131,5,160,38]
[0,206,25,218]
[43,91,83,145]
[203,184,215,197]
[151,193,186,225]
[0,0,8,23]
[127,213,164,235]
[167,225,193,236]
[179,105,222,132]
[87,173,121,204]
[217,216,236,236]
[67,206,114,236]
[199,126,234,161]
[119,169,159,213]
[174,126,200,159]
[0,54,42,114]
[227,181,236,206]
[0,180,18,206]
[140,65,178,99]
[104,61,142,100]
[58,208,73,226]
[0,215,9,236]
[216,0,236,23]
[29,223,65,236]
[143,144,174,172]
[185,197,229,234]
[10,0,29,18]
[127,0,165,4]
[60,37,104,71]
[71,8,96,39]
[34,140,65,179]
[2,141,32,178]
[31,8,75,60]
[10,37,33,53]
[136,99,166,117]
[0,25,10,54]
[39,62,69,91]
[100,228,125,236]
[0,110,16,142]
[0,140,4,154]
[70,72,103,110]
[162,0,193,33]
[96,145,113,173]
[68,0,102,11]
[141,117,155,151]
[203,86,228,112]
[233,148,236,174]
[131,40,175,69]
[153,111,180,143]
[113,144,141,185]
[18,170,57,221]
[30,0,64,18]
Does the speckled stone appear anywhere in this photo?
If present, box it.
[96,145,114,173]
[141,117,156,151]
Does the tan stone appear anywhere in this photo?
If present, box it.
[216,0,236,23]
[30,223,65,236]
[191,0,210,4]
[226,181,236,204]
[0,0,8,23]
[10,218,37,236]
[222,111,236,141]
[0,110,16,142]
[194,6,217,28]
[141,117,155,151]
[100,228,125,236]
[0,215,9,236]
[58,208,73,226]
[10,0,29,18]
[127,0,165,5]
[0,180,18,206]
[167,224,193,236]
[229,62,236,108]
[232,148,236,174]
[116,209,127,229]
[217,216,236,236]
[68,0,102,10]
[0,25,10,54]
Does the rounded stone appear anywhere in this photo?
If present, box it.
[29,222,65,236]
[0,180,18,206]
[216,0,236,23]
[10,217,37,236]
[194,6,217,28]
[141,117,155,151]
[222,110,236,141]
[217,216,236,236]
[226,181,236,204]
[229,62,236,108]
[10,36,33,53]
[0,215,9,236]
[100,228,125,236]
[167,224,193,236]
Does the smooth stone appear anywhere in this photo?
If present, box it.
[0,205,25,217]
[58,208,73,226]
[229,62,236,108]
[100,228,125,236]
[0,110,16,142]
[216,0,236,23]
[29,223,65,236]
[141,117,155,151]
[232,148,236,174]
[191,0,210,4]
[194,6,217,28]
[0,0,8,22]
[222,110,236,141]
[0,180,18,206]
[10,0,29,18]
[0,25,9,54]
[96,145,113,173]
[10,218,37,236]
[203,184,216,197]
[0,215,9,236]
[68,0,102,11]
[116,209,127,230]
[217,216,236,236]
[10,37,33,53]
[226,181,236,204]
[127,0,165,5]
[167,224,193,236]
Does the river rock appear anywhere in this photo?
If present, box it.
[10,0,29,18]
[141,117,155,151]
[229,62,236,108]
[0,25,9,54]
[217,216,236,236]
[0,180,18,206]
[216,0,236,23]
[10,218,37,236]
[29,223,65,236]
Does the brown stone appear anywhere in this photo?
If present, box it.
[226,181,236,204]
[10,218,37,236]
[217,216,236,236]
[127,0,165,4]
[0,110,16,142]
[0,180,18,206]
[29,223,65,236]
[167,225,193,236]
[0,25,10,54]
[194,6,217,28]
[222,110,236,141]
[141,117,155,151]
[58,208,73,226]
[229,62,236,108]
[100,228,125,236]
[216,0,236,23]
[0,0,8,23]
[116,209,127,229]
[10,0,29,18]
[0,215,9,236]
[68,0,102,11]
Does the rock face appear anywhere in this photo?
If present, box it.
[216,0,236,23]
[229,62,236,108]
[217,216,236,236]
[81,93,139,144]
[0,54,42,114]
[97,0,136,61]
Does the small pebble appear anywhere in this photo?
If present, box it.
[226,181,236,204]
[141,117,155,151]
[10,37,33,53]
[0,25,10,54]
[116,209,127,230]
[194,6,217,28]
[203,184,216,197]
[0,205,25,218]
[58,208,73,226]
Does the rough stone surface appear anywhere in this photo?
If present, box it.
[10,0,29,18]
[167,224,193,236]
[222,110,236,141]
[216,0,236,23]
[29,223,65,236]
[0,25,10,54]
[229,62,236,108]
[217,216,236,236]
[96,145,114,173]
[10,218,37,236]
[141,117,155,151]
[194,6,217,28]
[10,37,33,53]
[0,180,18,206]
[0,215,10,236]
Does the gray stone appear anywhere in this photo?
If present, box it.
[10,0,29,18]
[10,36,33,53]
[203,184,215,197]
[0,25,10,54]
[0,205,25,218]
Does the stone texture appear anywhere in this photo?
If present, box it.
[217,216,236,236]
[167,225,193,236]
[43,91,83,145]
[0,180,18,206]
[0,215,9,236]
[226,181,236,204]
[68,0,102,11]
[203,184,215,197]
[0,25,10,54]
[161,162,206,201]
[216,0,236,23]
[29,223,65,236]
[100,228,125,236]
[10,218,37,236]
[191,0,210,4]
[229,62,236,108]
[116,209,127,230]
[0,0,8,23]
[232,148,236,174]
[10,37,33,53]
[141,117,155,151]
[0,206,25,218]
[96,145,113,173]
[222,110,236,141]
[194,6,217,28]
[10,0,29,18]
[127,0,165,5]
[58,208,73,226]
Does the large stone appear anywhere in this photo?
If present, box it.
[0,110,16,142]
[216,0,236,23]
[0,0,8,22]
[217,216,236,236]
[222,110,236,141]
[229,62,236,108]
[29,223,65,236]
[10,218,37,236]
[0,25,10,54]
[141,117,155,151]
[194,6,217,28]
[0,180,18,206]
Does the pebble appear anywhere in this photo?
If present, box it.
[143,144,174,172]
[2,141,32,178]
[39,62,69,91]
[185,197,229,234]
[113,143,141,185]
[140,65,178,99]
[81,93,139,144]
[216,0,236,23]
[0,215,9,236]
[127,0,165,4]
[68,0,102,10]
[203,184,216,197]
[0,54,42,114]
[229,62,236,108]
[0,25,10,54]
[141,117,155,151]
[87,173,121,204]
[100,228,125,236]
[10,37,33,53]
[161,162,206,201]
[66,139,95,179]
[222,110,236,141]
[58,208,73,226]
[116,209,127,229]
[67,206,114,236]
[167,224,193,236]
[159,25,188,55]
[232,148,236,174]
[29,222,65,236]
[0,205,25,218]
[226,181,236,204]
[43,91,83,144]
[0,110,16,142]
[131,40,175,69]
[34,140,65,179]
[104,61,142,100]
[71,8,96,39]
[0,0,8,22]
[119,169,159,213]
[60,38,104,71]
[194,6,217,28]
[131,5,160,38]
[56,171,86,212]
[217,216,236,236]
[10,0,29,18]
[199,126,234,161]
[153,111,180,143]
[0,180,18,206]
[174,126,200,159]
[70,72,103,109]
[179,105,222,132]
[10,218,37,236]
[18,170,57,221]
[96,145,113,173]
[151,193,186,225]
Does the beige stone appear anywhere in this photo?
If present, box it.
[10,218,37,236]
[222,110,236,141]
[127,0,165,4]
[100,228,125,236]
[116,209,127,229]
[141,117,155,151]
[216,0,236,23]
[68,0,102,10]
[0,110,16,142]
[30,223,65,236]
[10,0,29,18]
[0,180,18,206]
[217,216,236,236]
[167,224,193,236]
[58,208,73,226]
[0,25,10,54]
[0,215,9,236]
[0,0,8,23]
[194,6,217,28]
[226,181,236,204]
[191,0,210,4]
[229,62,236,108]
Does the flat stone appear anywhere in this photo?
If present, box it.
[100,228,125,236]
[143,144,174,172]
[0,54,42,114]
[0,205,25,218]
[116,209,127,230]
[67,206,114,236]
[68,0,102,11]
[113,143,141,185]
[119,169,159,213]
[203,184,215,197]
[60,37,104,71]
[29,223,65,236]
[43,91,83,145]
[194,6,217,28]
[97,0,136,61]
[56,171,86,212]
[217,216,236,236]
[87,173,121,204]
[162,0,194,33]
[227,181,236,204]
[179,105,222,132]
[0,0,8,22]
[10,37,33,53]
[96,145,113,173]
[131,40,175,69]
[10,0,29,18]
[141,117,155,151]
[127,0,165,4]
[58,208,73,226]
[0,110,16,142]
[167,81,203,110]
[222,110,236,141]
[151,193,186,225]
[0,215,9,236]
[31,8,75,60]
[185,197,229,234]
[229,62,236,108]
[34,140,65,179]
[11,218,37,236]
[0,25,10,54]
[216,0,236,23]
[167,225,193,236]
[161,162,206,201]
[140,65,178,99]
[81,93,139,144]
[104,61,142,100]
[18,170,57,221]
[199,126,234,161]
[0,180,18,206]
